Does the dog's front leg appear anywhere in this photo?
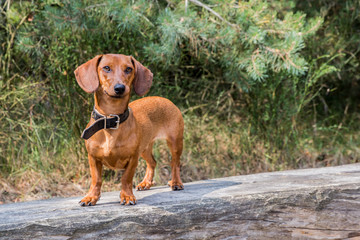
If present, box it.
[120,157,138,205]
[79,154,103,206]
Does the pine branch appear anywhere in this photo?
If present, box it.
[84,3,107,11]
[189,0,239,29]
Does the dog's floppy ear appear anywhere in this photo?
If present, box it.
[131,56,153,96]
[74,55,103,93]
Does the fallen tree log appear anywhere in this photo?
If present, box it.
[1,163,360,239]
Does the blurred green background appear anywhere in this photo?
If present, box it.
[0,0,359,203]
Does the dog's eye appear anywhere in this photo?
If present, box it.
[125,67,132,74]
[103,66,111,72]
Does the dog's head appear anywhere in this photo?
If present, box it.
[74,54,153,98]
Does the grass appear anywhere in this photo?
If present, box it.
[1,108,359,204]
[1,70,359,204]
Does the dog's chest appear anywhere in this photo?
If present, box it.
[86,131,137,169]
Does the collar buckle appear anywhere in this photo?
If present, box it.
[109,114,120,129]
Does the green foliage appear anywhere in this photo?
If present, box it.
[0,0,359,202]
[296,0,360,117]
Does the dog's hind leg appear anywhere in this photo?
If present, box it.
[137,141,157,191]
[166,135,184,191]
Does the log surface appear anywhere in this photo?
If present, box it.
[1,164,360,239]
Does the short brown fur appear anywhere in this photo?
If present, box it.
[74,54,184,206]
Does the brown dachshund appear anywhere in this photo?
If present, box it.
[74,54,184,206]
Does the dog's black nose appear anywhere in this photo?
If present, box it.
[114,84,125,95]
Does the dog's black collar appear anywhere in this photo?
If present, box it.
[81,107,130,140]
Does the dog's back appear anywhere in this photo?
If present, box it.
[129,96,184,143]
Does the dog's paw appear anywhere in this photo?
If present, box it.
[168,180,184,191]
[120,192,137,205]
[136,180,153,191]
[79,196,99,207]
